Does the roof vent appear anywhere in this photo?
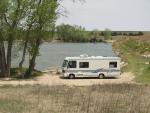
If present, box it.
[80,54,88,58]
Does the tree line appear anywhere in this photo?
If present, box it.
[55,25,113,42]
[55,25,144,42]
[109,31,144,36]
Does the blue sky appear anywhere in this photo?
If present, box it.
[56,0,150,31]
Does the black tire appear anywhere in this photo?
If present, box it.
[99,74,104,79]
[69,74,75,79]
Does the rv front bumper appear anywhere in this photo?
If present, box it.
[63,73,69,78]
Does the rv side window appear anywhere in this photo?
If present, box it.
[68,61,76,68]
[109,62,117,68]
[79,62,89,68]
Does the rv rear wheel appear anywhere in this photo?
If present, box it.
[99,74,104,79]
[69,74,75,79]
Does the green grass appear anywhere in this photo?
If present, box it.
[113,38,150,83]
[123,56,150,83]
[0,84,150,113]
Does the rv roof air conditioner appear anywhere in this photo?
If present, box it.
[80,54,88,58]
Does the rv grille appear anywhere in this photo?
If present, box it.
[62,70,65,73]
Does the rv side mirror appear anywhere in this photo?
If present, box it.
[67,62,70,69]
[67,65,69,69]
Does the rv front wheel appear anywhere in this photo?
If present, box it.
[99,74,104,79]
[69,74,75,79]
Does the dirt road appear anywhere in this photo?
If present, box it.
[0,72,135,86]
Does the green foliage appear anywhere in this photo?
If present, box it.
[56,24,88,42]
[56,25,109,42]
[104,28,112,40]
[0,0,32,39]
[0,0,59,77]
[89,29,104,42]
[0,0,8,16]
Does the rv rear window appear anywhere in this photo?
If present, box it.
[68,61,76,68]
[109,62,117,68]
[79,62,89,68]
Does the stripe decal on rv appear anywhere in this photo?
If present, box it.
[66,69,120,73]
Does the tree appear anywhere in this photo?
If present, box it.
[138,32,144,36]
[0,32,7,77]
[112,32,117,36]
[19,14,37,69]
[104,28,112,40]
[89,29,104,42]
[56,24,87,42]
[25,0,58,77]
[0,0,8,77]
[0,0,28,77]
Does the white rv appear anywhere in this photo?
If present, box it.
[62,54,121,79]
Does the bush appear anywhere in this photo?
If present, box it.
[10,68,43,79]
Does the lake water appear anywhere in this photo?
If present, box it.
[12,43,116,71]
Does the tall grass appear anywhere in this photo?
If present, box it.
[0,84,150,113]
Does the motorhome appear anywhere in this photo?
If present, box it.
[62,54,121,79]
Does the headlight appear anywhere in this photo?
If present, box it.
[62,70,65,73]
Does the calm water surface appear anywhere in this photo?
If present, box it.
[12,43,116,71]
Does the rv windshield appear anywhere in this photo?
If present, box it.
[62,60,68,67]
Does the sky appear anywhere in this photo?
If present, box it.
[56,0,150,31]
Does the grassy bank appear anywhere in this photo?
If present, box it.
[113,38,150,83]
[0,84,150,113]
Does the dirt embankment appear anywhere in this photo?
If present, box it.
[0,72,135,86]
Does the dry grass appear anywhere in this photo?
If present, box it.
[0,84,150,113]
